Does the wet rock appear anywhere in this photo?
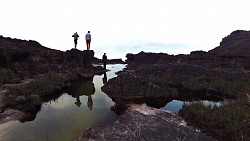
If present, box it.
[75,108,216,141]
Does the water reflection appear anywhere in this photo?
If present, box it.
[160,100,224,112]
[0,64,126,141]
[68,77,95,110]
[102,72,107,84]
[87,95,93,110]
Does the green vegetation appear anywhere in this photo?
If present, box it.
[179,95,250,141]
[6,72,64,112]
[0,68,20,84]
[174,73,250,140]
[162,70,250,140]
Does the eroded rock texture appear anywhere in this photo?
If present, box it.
[75,108,216,141]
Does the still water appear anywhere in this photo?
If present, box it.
[0,64,125,141]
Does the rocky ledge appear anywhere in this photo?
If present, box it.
[75,106,215,141]
[102,63,249,108]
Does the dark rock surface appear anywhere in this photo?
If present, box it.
[0,35,96,76]
[209,30,250,57]
[75,108,216,141]
[102,63,249,102]
[93,57,125,64]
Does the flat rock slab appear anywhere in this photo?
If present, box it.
[0,109,25,124]
[75,106,216,141]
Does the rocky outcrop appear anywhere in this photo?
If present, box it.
[0,36,95,77]
[126,31,250,70]
[209,30,250,57]
[93,57,125,64]
[0,36,106,124]
[103,30,250,109]
[75,106,216,141]
[102,63,249,105]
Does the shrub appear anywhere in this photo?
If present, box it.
[179,95,250,141]
[0,68,20,84]
[6,72,64,112]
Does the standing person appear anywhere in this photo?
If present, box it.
[72,32,79,49]
[85,31,91,50]
[102,53,107,69]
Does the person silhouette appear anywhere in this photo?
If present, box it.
[85,31,91,50]
[102,53,107,69]
[102,72,107,84]
[72,32,79,49]
[74,96,82,107]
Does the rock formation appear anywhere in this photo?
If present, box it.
[0,36,105,123]
[126,30,250,70]
[0,35,96,77]
[102,30,250,108]
[75,106,216,141]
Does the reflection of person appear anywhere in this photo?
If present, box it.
[87,95,93,110]
[102,72,107,84]
[68,77,95,108]
[74,96,82,107]
[85,31,91,50]
[102,53,107,69]
[72,32,79,49]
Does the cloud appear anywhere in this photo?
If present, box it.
[94,40,194,60]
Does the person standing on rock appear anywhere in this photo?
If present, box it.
[85,31,91,50]
[72,32,79,49]
[102,53,107,69]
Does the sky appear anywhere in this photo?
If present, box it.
[1,0,250,59]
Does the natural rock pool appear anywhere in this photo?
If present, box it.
[0,64,224,141]
[0,64,124,141]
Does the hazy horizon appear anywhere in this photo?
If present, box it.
[1,0,250,59]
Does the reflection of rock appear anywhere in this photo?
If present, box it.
[68,77,95,107]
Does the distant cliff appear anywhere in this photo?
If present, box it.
[126,30,250,70]
[210,30,250,57]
